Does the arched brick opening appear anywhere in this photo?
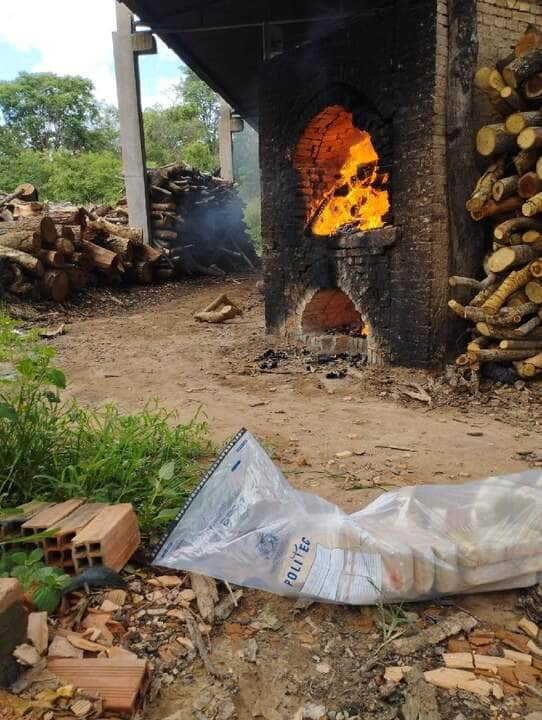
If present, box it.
[302,288,365,335]
[292,105,389,236]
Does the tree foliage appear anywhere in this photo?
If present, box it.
[0,72,117,152]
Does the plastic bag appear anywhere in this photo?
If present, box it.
[153,429,542,604]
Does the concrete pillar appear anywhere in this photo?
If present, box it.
[112,2,154,243]
[219,99,234,182]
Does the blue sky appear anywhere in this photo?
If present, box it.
[0,1,185,108]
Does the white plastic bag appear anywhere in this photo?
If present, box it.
[153,429,542,603]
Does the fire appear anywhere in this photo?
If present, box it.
[311,131,389,236]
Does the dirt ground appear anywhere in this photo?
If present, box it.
[31,275,542,719]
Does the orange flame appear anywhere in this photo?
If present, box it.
[311,131,389,236]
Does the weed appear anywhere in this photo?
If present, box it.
[0,315,211,537]
[0,547,70,612]
[375,602,417,651]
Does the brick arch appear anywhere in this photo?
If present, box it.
[301,288,363,334]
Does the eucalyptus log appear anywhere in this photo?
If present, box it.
[54,237,75,256]
[448,274,495,291]
[518,126,542,150]
[71,252,95,272]
[476,124,517,156]
[530,257,542,277]
[507,289,529,306]
[482,264,534,312]
[11,201,43,218]
[518,171,542,198]
[474,67,514,116]
[466,158,506,212]
[153,229,177,242]
[448,299,536,324]
[36,249,65,269]
[38,270,69,302]
[470,282,500,307]
[487,244,538,272]
[523,229,542,243]
[45,206,86,226]
[500,338,542,349]
[476,321,542,339]
[522,192,542,216]
[526,280,542,303]
[131,261,153,284]
[0,183,37,206]
[103,235,134,262]
[513,148,539,175]
[503,49,542,88]
[0,230,40,253]
[517,315,542,335]
[151,202,176,212]
[64,265,90,290]
[470,195,522,220]
[505,110,542,135]
[85,217,143,244]
[79,239,123,273]
[492,175,519,201]
[500,86,526,111]
[0,216,56,244]
[0,246,43,275]
[476,348,536,362]
[494,217,542,241]
[136,243,162,264]
[514,360,542,378]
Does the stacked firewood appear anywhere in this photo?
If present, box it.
[0,190,160,302]
[147,162,259,276]
[449,24,542,381]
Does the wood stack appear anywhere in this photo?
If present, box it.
[146,162,259,277]
[0,192,162,302]
[449,24,542,381]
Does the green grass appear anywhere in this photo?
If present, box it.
[0,315,211,537]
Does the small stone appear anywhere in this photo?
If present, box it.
[467,430,483,437]
[100,599,120,613]
[335,451,352,459]
[245,637,258,663]
[303,704,326,719]
[316,662,331,674]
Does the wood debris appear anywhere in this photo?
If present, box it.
[393,611,477,656]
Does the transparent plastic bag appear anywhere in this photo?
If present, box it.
[153,429,542,604]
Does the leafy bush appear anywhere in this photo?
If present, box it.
[0,315,210,536]
[244,196,262,254]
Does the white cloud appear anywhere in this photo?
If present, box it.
[0,1,182,107]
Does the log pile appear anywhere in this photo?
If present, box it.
[146,162,259,277]
[0,192,159,302]
[450,24,542,381]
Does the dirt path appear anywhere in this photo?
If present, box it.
[48,277,542,719]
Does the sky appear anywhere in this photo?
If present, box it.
[0,1,184,109]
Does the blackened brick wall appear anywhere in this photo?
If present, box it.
[260,0,450,367]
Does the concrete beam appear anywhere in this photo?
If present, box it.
[112,2,153,243]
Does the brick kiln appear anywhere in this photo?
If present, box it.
[260,0,542,368]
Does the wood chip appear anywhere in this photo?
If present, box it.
[166,609,186,621]
[503,648,532,665]
[518,616,539,640]
[443,652,474,669]
[424,668,492,696]
[447,639,471,653]
[189,573,218,623]
[384,665,411,683]
[103,589,127,607]
[100,599,120,613]
[474,654,516,671]
[496,629,530,653]
[48,635,84,659]
[527,639,542,657]
[66,633,109,654]
[335,450,353,459]
[468,631,495,646]
[179,589,196,602]
[70,699,93,717]
[27,612,48,656]
[13,643,40,666]
[156,575,182,588]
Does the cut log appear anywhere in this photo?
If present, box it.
[0,216,56,244]
[448,274,496,291]
[476,321,542,339]
[530,257,542,277]
[466,159,506,212]
[85,218,143,245]
[0,230,40,253]
[494,217,542,241]
[153,229,177,242]
[104,235,134,262]
[523,229,542,243]
[0,183,37,206]
[0,246,43,275]
[54,237,75,256]
[525,73,542,100]
[523,192,542,216]
[71,252,95,272]
[507,289,529,306]
[517,314,542,335]
[513,148,539,176]
[79,239,123,273]
[150,202,176,212]
[518,127,542,150]
[482,265,534,313]
[470,282,500,308]
[135,243,162,264]
[515,360,542,378]
[500,86,526,111]
[476,125,517,156]
[449,299,536,324]
[501,338,542,350]
[62,225,81,243]
[492,175,519,201]
[64,265,90,291]
[487,244,538,272]
[503,49,542,88]
[38,270,69,302]
[470,195,523,220]
[36,249,65,269]
[474,67,514,116]
[526,280,542,303]
[505,111,542,135]
[45,207,86,226]
[11,200,43,218]
[476,348,536,362]
[518,172,542,198]
[131,261,153,284]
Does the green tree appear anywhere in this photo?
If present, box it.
[177,68,220,159]
[0,72,115,152]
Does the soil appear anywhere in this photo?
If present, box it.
[21,275,542,719]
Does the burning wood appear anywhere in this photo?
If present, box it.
[452,23,542,381]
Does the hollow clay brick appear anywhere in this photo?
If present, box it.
[72,504,140,572]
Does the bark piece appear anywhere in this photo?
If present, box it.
[514,149,539,175]
[443,652,474,669]
[0,579,23,615]
[474,654,515,671]
[48,635,83,659]
[85,217,143,244]
[27,612,48,656]
[39,270,69,302]
[503,49,542,88]
[492,175,519,201]
[393,612,477,656]
[519,172,542,198]
[189,573,218,623]
[0,246,43,276]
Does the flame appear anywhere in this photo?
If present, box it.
[311,132,389,236]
